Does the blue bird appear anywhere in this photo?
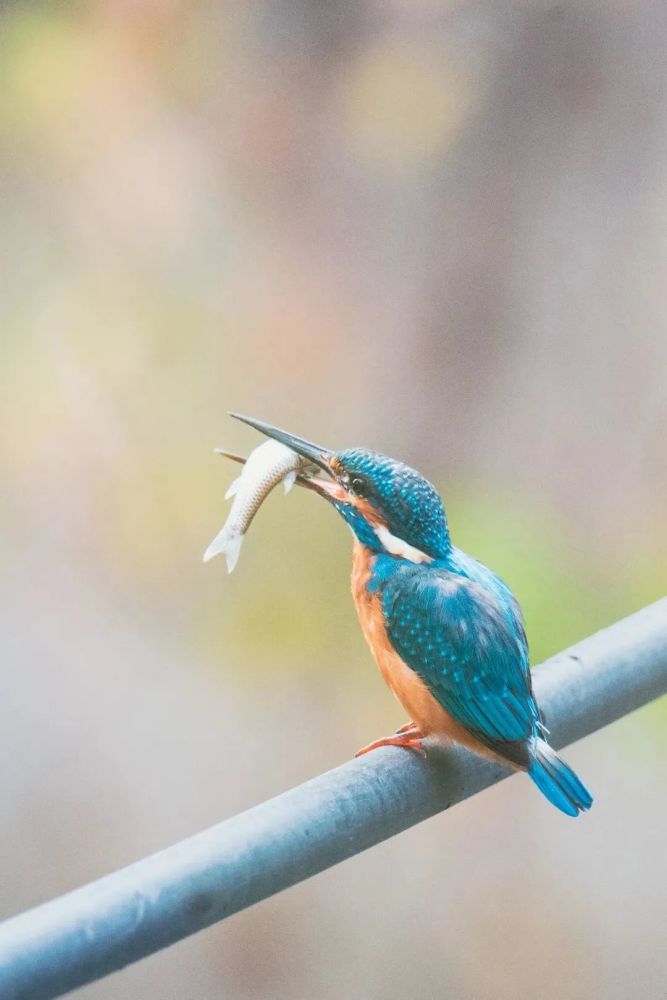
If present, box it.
[232,415,593,817]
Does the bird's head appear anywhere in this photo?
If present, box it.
[230,414,450,563]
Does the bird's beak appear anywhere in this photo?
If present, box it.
[227,413,347,502]
[229,413,334,471]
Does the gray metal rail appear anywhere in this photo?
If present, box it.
[1,598,666,1000]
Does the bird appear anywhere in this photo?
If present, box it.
[230,414,593,817]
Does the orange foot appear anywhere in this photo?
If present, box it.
[355,725,425,758]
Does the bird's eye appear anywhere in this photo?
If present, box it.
[351,476,367,496]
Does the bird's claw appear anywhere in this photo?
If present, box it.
[355,727,425,758]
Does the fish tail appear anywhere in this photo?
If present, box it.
[528,738,593,818]
[203,528,243,573]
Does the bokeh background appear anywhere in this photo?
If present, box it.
[1,2,666,998]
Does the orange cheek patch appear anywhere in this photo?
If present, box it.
[352,497,386,526]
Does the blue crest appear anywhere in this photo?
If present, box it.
[334,449,450,559]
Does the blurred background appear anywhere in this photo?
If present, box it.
[1,1,666,998]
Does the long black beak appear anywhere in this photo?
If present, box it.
[229,413,335,474]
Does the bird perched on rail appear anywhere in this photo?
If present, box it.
[230,414,593,817]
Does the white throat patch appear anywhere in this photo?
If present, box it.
[372,523,433,564]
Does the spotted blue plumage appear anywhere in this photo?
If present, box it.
[381,560,537,763]
[332,448,593,817]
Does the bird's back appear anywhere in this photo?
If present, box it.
[355,545,539,768]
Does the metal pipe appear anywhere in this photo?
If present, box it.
[1,598,666,1000]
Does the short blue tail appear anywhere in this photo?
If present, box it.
[528,738,593,817]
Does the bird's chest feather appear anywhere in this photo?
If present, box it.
[350,543,454,736]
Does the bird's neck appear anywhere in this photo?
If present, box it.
[338,505,385,550]
[340,505,450,563]
[350,542,427,597]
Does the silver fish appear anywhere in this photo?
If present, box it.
[203,439,313,572]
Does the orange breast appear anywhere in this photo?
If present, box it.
[350,542,511,764]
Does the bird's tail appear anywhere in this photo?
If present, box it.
[528,738,593,818]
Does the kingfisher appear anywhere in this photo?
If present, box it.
[231,414,593,817]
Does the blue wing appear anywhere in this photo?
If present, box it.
[381,564,539,765]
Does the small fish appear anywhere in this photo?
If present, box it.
[203,439,313,572]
